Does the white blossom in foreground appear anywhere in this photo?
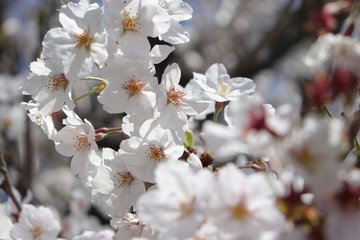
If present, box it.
[42,1,109,79]
[190,63,255,102]
[10,204,61,240]
[22,102,57,140]
[207,163,285,239]
[98,56,158,115]
[111,213,158,240]
[102,0,170,57]
[21,59,74,116]
[137,161,213,240]
[73,230,115,240]
[53,108,99,178]
[121,120,184,183]
[157,63,210,132]
[146,0,193,44]
[92,148,145,218]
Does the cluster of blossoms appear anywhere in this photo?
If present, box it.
[1,0,360,240]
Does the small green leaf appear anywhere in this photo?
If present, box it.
[184,130,195,148]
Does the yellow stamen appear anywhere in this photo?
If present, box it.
[31,226,42,237]
[123,79,146,97]
[74,30,93,51]
[232,202,249,220]
[167,88,185,105]
[123,10,142,31]
[147,145,165,162]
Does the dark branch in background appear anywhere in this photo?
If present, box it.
[233,0,332,78]
[236,0,297,77]
[20,114,34,195]
[0,152,22,212]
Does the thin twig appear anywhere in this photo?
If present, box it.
[0,152,22,212]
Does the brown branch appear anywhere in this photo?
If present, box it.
[0,152,22,212]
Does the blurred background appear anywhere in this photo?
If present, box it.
[0,0,354,237]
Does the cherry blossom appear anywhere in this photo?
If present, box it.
[146,0,193,44]
[157,63,210,132]
[92,148,145,218]
[53,108,99,178]
[0,214,13,240]
[97,56,158,115]
[136,161,213,240]
[190,63,256,102]
[207,163,285,239]
[73,230,115,240]
[42,0,109,79]
[22,102,57,140]
[111,213,158,240]
[120,120,184,183]
[102,0,170,57]
[21,59,74,115]
[10,204,61,240]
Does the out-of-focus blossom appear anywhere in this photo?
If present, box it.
[207,163,285,239]
[111,213,158,240]
[275,115,349,195]
[137,161,213,240]
[73,230,115,240]
[0,214,13,240]
[10,204,61,240]
[303,33,360,73]
[203,94,292,160]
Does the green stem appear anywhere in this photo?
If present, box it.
[73,88,98,102]
[95,128,123,141]
[80,77,105,82]
[355,137,360,157]
[213,102,223,123]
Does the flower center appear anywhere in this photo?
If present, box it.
[45,74,68,92]
[167,88,186,105]
[177,199,195,221]
[291,147,315,172]
[29,112,42,126]
[74,30,92,51]
[123,79,146,97]
[146,144,165,162]
[232,202,249,220]
[123,10,141,31]
[113,172,134,188]
[217,80,231,98]
[31,226,43,237]
[74,135,90,151]
[246,106,267,132]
